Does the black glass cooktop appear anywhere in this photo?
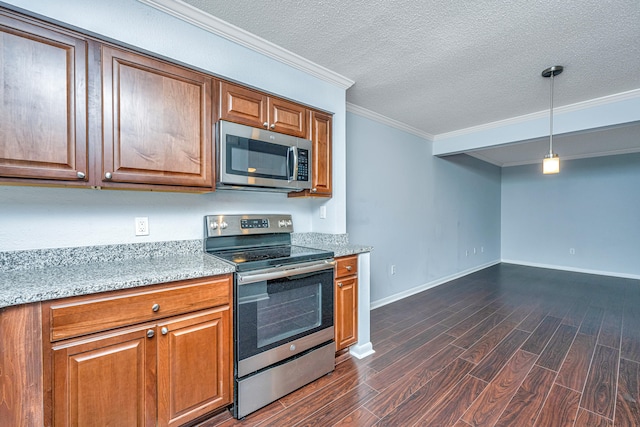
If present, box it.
[207,245,333,272]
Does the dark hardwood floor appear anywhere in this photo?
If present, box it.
[198,263,640,427]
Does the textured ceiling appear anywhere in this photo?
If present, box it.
[182,0,640,138]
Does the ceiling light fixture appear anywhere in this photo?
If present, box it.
[542,65,563,174]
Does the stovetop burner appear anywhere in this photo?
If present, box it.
[203,214,333,272]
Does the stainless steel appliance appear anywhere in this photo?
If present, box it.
[216,120,313,192]
[204,214,335,419]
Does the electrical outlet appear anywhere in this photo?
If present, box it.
[465,250,469,257]
[481,246,484,253]
[390,264,396,275]
[319,206,327,219]
[135,217,149,236]
[569,248,575,255]
[473,247,477,255]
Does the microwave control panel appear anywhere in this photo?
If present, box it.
[297,148,309,181]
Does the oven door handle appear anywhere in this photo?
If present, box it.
[237,259,336,285]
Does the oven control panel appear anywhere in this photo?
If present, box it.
[205,214,293,237]
[241,218,269,229]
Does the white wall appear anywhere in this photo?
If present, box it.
[0,0,346,250]
[346,112,502,306]
[502,153,640,278]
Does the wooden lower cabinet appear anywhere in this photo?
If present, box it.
[52,326,156,427]
[157,307,231,427]
[46,276,233,427]
[334,256,358,351]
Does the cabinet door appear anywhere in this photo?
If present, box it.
[101,46,213,188]
[52,326,156,427]
[219,81,267,128]
[289,110,332,198]
[156,307,232,427]
[335,276,358,351]
[269,97,307,138]
[0,13,88,182]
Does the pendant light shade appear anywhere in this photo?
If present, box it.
[542,65,563,174]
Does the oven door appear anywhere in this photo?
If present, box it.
[235,259,335,377]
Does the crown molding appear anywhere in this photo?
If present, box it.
[434,88,640,141]
[137,0,354,89]
[346,103,434,141]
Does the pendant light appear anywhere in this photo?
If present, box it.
[542,65,563,174]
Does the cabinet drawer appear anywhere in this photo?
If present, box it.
[48,275,232,341]
[335,255,358,278]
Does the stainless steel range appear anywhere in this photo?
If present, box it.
[204,214,336,419]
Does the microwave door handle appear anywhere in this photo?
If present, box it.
[292,146,299,181]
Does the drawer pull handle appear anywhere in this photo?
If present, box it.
[338,282,343,288]
[76,171,85,179]
[105,172,112,180]
[146,329,155,338]
[346,265,352,271]
[161,327,169,335]
[152,303,160,312]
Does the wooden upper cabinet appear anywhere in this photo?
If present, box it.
[219,81,267,128]
[219,81,307,138]
[289,110,332,198]
[101,46,213,188]
[269,97,307,138]
[0,13,88,183]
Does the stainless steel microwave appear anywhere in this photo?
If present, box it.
[216,120,313,192]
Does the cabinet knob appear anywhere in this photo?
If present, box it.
[161,327,169,335]
[311,187,317,193]
[152,303,160,312]
[346,265,352,271]
[76,171,85,179]
[270,123,275,129]
[104,172,112,180]
[263,122,269,128]
[338,282,343,288]
[146,329,155,338]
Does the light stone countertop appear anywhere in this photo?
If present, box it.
[0,234,371,309]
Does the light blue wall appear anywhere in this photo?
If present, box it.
[501,153,640,278]
[346,112,502,306]
[0,0,347,250]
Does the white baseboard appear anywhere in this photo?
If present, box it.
[370,259,501,310]
[349,342,375,359]
[501,259,640,281]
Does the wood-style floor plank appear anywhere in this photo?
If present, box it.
[452,312,507,349]
[493,365,556,427]
[615,358,640,427]
[580,344,619,420]
[461,349,537,426]
[555,333,597,392]
[621,310,640,363]
[364,344,465,418]
[414,375,487,427]
[469,329,530,382]
[533,384,580,427]
[198,264,640,427]
[332,407,379,427]
[375,357,475,426]
[294,383,377,427]
[575,408,613,427]
[459,321,518,364]
[520,315,562,355]
[365,332,454,391]
[536,324,578,371]
[579,306,605,336]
